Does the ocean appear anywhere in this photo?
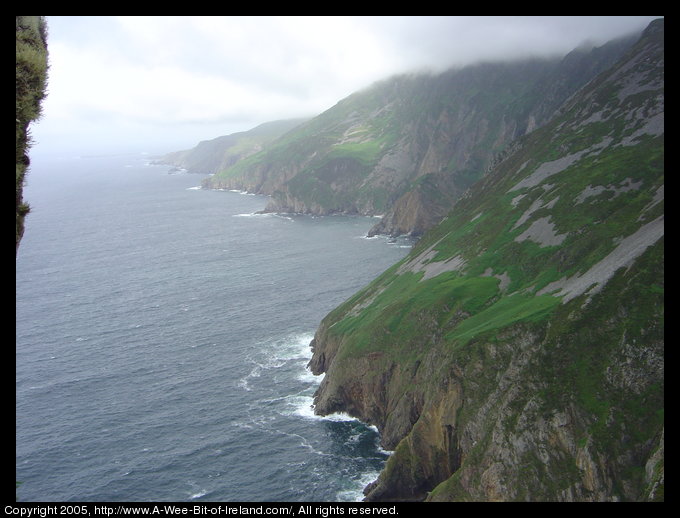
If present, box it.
[15,153,411,502]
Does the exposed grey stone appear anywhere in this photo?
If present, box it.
[538,215,664,302]
[575,177,644,204]
[514,216,568,247]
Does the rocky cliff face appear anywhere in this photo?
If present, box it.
[308,19,663,502]
[203,34,636,236]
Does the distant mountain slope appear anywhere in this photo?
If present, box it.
[203,33,637,237]
[308,18,663,501]
[157,118,308,175]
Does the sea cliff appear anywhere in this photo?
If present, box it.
[308,19,664,501]
[202,35,636,237]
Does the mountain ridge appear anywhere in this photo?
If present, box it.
[197,32,638,237]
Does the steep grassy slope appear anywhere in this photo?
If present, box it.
[16,16,48,253]
[157,118,308,175]
[308,19,663,501]
[203,35,635,236]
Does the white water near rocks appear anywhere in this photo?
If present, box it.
[16,153,410,502]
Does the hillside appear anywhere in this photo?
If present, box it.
[16,16,49,254]
[308,19,663,501]
[156,118,308,175]
[202,33,637,237]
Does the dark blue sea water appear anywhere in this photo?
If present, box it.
[15,153,411,502]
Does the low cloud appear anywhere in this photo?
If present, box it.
[31,16,659,156]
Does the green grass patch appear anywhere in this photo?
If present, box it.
[327,139,384,165]
[330,272,501,361]
[446,294,561,347]
[328,265,562,364]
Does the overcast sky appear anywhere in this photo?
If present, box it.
[30,16,659,157]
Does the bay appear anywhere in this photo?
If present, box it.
[15,153,411,502]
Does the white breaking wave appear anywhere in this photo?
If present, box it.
[298,364,323,384]
[227,189,257,196]
[272,332,313,356]
[233,212,294,222]
[287,394,360,423]
[336,471,381,502]
[238,332,316,392]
